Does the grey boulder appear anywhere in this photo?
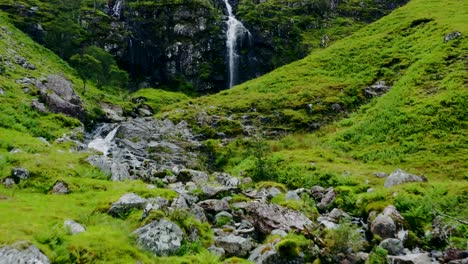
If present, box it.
[36,75,84,120]
[108,193,147,217]
[243,201,314,234]
[0,241,50,264]
[215,234,254,257]
[11,167,30,182]
[371,214,396,239]
[379,238,404,256]
[384,169,427,188]
[134,220,184,256]
[64,220,86,235]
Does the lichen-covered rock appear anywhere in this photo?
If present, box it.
[134,220,184,256]
[31,99,48,113]
[177,169,208,184]
[384,169,426,188]
[317,188,335,210]
[215,234,255,257]
[2,177,15,188]
[64,220,86,235]
[0,241,50,264]
[243,201,314,234]
[214,172,241,187]
[197,199,230,213]
[108,193,147,216]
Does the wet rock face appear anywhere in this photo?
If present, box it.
[110,1,227,92]
[0,241,50,264]
[134,220,184,256]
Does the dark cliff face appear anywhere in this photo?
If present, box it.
[109,0,227,92]
[0,0,409,93]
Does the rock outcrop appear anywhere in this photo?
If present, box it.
[134,220,184,256]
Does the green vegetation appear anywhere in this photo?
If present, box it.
[130,89,189,113]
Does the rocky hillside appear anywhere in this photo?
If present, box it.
[0,0,467,263]
[0,0,407,92]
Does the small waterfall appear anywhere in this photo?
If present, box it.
[88,126,120,156]
[223,0,250,88]
[112,0,123,18]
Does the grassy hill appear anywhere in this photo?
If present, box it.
[162,0,467,245]
[0,0,467,262]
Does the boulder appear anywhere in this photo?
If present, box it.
[208,245,225,258]
[64,220,86,235]
[384,169,426,188]
[51,181,69,194]
[285,190,301,201]
[201,185,239,199]
[171,196,189,210]
[374,172,389,178]
[100,102,124,122]
[310,185,325,200]
[177,169,208,184]
[365,81,391,97]
[190,205,208,222]
[36,75,84,119]
[11,167,30,183]
[215,211,233,225]
[371,214,396,239]
[243,201,314,234]
[268,187,282,199]
[108,193,147,216]
[134,220,184,256]
[2,177,15,188]
[197,199,230,213]
[31,99,47,113]
[214,172,241,187]
[317,188,335,210]
[147,197,170,211]
[249,242,306,264]
[379,238,404,256]
[389,252,438,264]
[444,31,462,42]
[215,234,255,257]
[0,241,50,264]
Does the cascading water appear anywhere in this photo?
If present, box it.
[88,126,120,156]
[223,0,250,88]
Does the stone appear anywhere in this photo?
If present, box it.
[108,193,147,217]
[389,252,438,264]
[64,220,86,235]
[100,102,124,122]
[15,55,36,70]
[271,229,288,237]
[36,75,84,120]
[11,167,30,182]
[310,185,325,200]
[208,245,225,258]
[171,196,189,209]
[197,199,230,213]
[0,241,50,264]
[374,172,389,178]
[201,185,238,198]
[285,190,301,201]
[134,220,184,256]
[215,211,233,225]
[243,201,314,234]
[0,88,4,95]
[268,187,282,198]
[147,197,170,211]
[177,169,208,184]
[317,188,335,210]
[379,238,404,255]
[51,181,69,194]
[214,172,241,187]
[371,214,396,239]
[384,169,426,188]
[248,242,306,264]
[215,234,254,257]
[2,177,15,188]
[31,99,47,113]
[365,81,391,97]
[190,205,208,222]
[444,31,462,42]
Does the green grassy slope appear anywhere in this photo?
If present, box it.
[0,12,220,263]
[163,0,467,245]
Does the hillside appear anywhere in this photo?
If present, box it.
[0,0,467,263]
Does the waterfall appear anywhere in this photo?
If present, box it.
[112,0,123,18]
[88,126,120,156]
[223,0,250,88]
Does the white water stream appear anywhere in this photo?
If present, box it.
[223,0,250,88]
[88,126,119,156]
